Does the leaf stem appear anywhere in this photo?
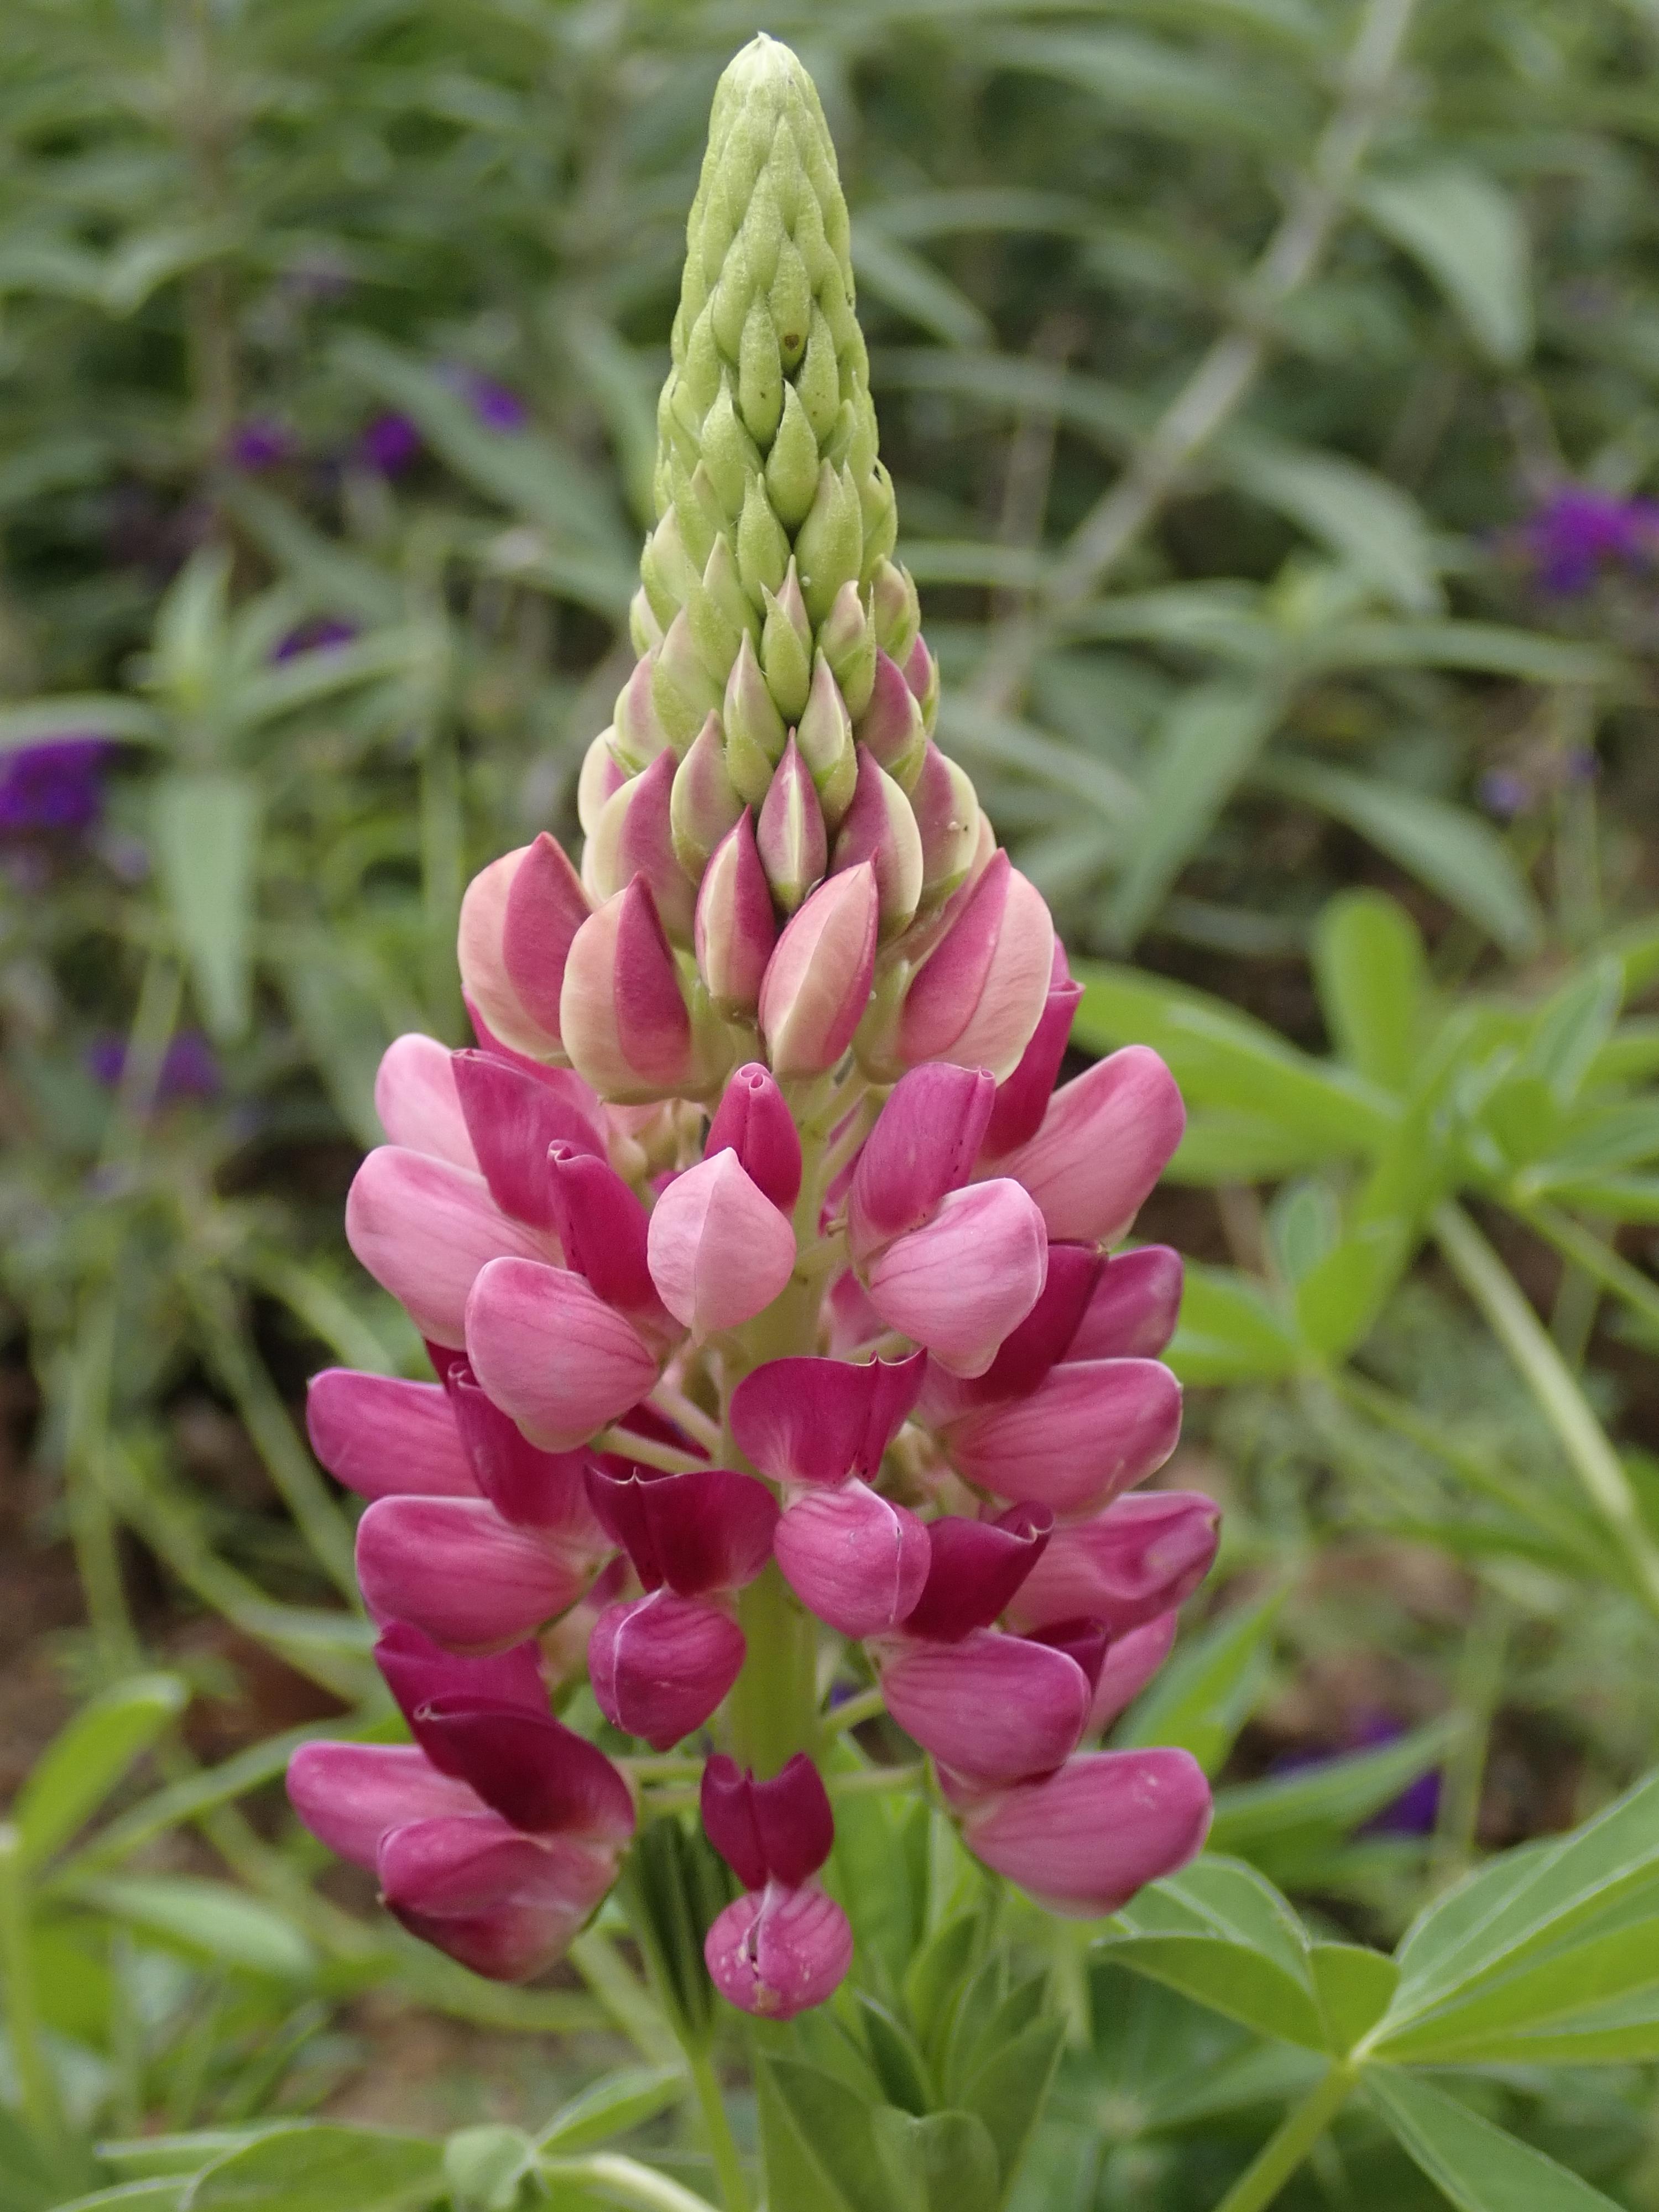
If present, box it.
[686,2044,753,2212]
[825,1686,886,1734]
[1517,1199,1659,1347]
[540,2153,720,2212]
[1212,2062,1357,2212]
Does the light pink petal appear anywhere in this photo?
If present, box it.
[945,1358,1182,1513]
[773,1482,930,1637]
[705,1882,853,2020]
[863,1179,1048,1376]
[646,1151,796,1337]
[345,1145,557,1347]
[286,1741,478,1871]
[355,1494,593,1651]
[464,1258,660,1449]
[994,1047,1185,1245]
[957,1749,1211,1915]
[880,1627,1092,1787]
[305,1370,478,1501]
[374,1034,478,1168]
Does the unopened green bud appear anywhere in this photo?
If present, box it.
[682,306,723,413]
[911,741,980,906]
[737,474,789,604]
[869,557,920,664]
[740,161,785,295]
[738,296,783,446]
[764,383,820,530]
[796,649,858,830]
[640,510,696,633]
[795,461,863,624]
[653,610,722,746]
[862,460,899,573]
[723,630,787,805]
[671,712,744,874]
[796,306,841,442]
[760,564,812,722]
[711,238,752,361]
[701,382,761,520]
[671,460,726,573]
[770,235,813,373]
[820,578,876,718]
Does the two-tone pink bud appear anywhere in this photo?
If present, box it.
[457,833,590,1063]
[584,1465,778,1749]
[988,1044,1186,1244]
[701,1755,852,2020]
[862,851,1052,1084]
[758,862,879,1078]
[560,876,732,1104]
[646,1150,796,1338]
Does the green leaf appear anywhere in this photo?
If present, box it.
[1118,1584,1286,1772]
[1099,1856,1326,2048]
[535,2065,685,2153]
[1309,1943,1399,2052]
[98,2134,293,2181]
[12,1672,186,1869]
[49,2190,186,2212]
[1520,959,1625,1110]
[442,2126,534,2212]
[183,2125,442,2212]
[1167,1108,1338,1183]
[1225,440,1442,614]
[857,1996,932,2116]
[0,694,165,752]
[904,1912,983,2058]
[1257,757,1544,956]
[1358,166,1533,366]
[151,770,260,1041]
[756,2057,902,2212]
[1104,681,1281,948]
[1293,1220,1410,1358]
[1311,889,1427,1093]
[76,1876,316,1979]
[954,2015,1066,2203]
[852,225,993,348]
[1167,1264,1301,1385]
[872,2109,999,2212]
[1364,2069,1621,2210]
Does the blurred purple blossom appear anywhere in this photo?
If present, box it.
[87,1029,221,1103]
[273,617,358,662]
[1522,485,1659,594]
[1270,1712,1442,1839]
[443,366,529,434]
[226,418,299,473]
[0,738,115,836]
[357,413,421,474]
[1478,768,1532,820]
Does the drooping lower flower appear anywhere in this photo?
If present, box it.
[288,29,1214,2012]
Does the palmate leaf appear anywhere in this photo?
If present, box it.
[1096,1855,1328,2049]
[1365,2070,1621,2211]
[181,2125,442,2212]
[1311,889,1428,1094]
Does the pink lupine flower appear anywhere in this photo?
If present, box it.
[457,834,591,1063]
[463,1259,660,1450]
[1006,1490,1221,1636]
[729,1352,925,1488]
[758,863,879,1076]
[978,941,1083,1160]
[307,1370,478,1500]
[1087,1612,1180,1731]
[705,1063,802,1212]
[561,877,732,1103]
[1068,1245,1185,1361]
[374,1034,479,1168]
[354,1494,598,1651]
[895,852,1053,1081]
[695,814,776,1016]
[588,1590,747,1750]
[942,1357,1183,1514]
[862,1180,1048,1377]
[951,1748,1211,1914]
[990,1045,1186,1244]
[879,1624,1100,1788]
[701,1755,852,2018]
[646,1151,796,1335]
[773,1481,930,1637]
[344,1146,559,1348]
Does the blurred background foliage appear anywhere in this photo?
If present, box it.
[9,0,1659,2205]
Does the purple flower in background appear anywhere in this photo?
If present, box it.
[1478,768,1532,820]
[443,366,529,434]
[1269,1711,1442,1839]
[0,738,115,836]
[226,418,298,473]
[272,618,358,663]
[87,1029,222,1104]
[357,413,421,474]
[1522,486,1659,594]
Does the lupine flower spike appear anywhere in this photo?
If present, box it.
[290,31,1214,2005]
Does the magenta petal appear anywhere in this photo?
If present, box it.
[587,1590,745,1750]
[501,831,592,1042]
[701,1752,834,1890]
[997,1046,1185,1245]
[979,946,1081,1160]
[464,1258,660,1449]
[546,1146,672,1337]
[346,1145,557,1347]
[375,1034,478,1168]
[584,1466,778,1596]
[411,1700,635,1841]
[306,1370,478,1501]
[863,1180,1048,1377]
[448,1365,604,1539]
[900,1506,1052,1641]
[774,1482,930,1638]
[645,1151,796,1336]
[846,1063,995,1263]
[952,1242,1102,1405]
[286,1741,476,1870]
[898,853,1052,1081]
[355,1495,591,1651]
[376,1620,547,1754]
[451,1050,599,1226]
[706,1063,804,1212]
[1006,1491,1220,1635]
[957,1748,1212,1914]
[1088,1612,1178,1731]
[1067,1246,1185,1362]
[880,1627,1091,1786]
[378,1818,619,1981]
[705,1882,853,2020]
[728,1352,925,1487]
[945,1358,1183,1513]
[758,863,879,1078]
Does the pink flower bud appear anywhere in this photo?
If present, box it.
[995,1047,1185,1245]
[586,750,698,945]
[458,835,591,1062]
[820,578,876,717]
[898,852,1053,1082]
[345,1146,559,1348]
[1088,1612,1178,1731]
[577,729,627,838]
[584,1466,778,1596]
[756,736,827,912]
[577,878,734,1102]
[375,1034,477,1169]
[287,1741,477,1870]
[910,744,979,901]
[706,1063,802,1212]
[705,1881,853,2020]
[701,1752,833,1889]
[795,651,857,829]
[1067,1246,1185,1362]
[879,1626,1094,1787]
[899,1505,1052,1641]
[588,1588,745,1749]
[947,1242,1102,1406]
[464,1258,660,1450]
[546,1145,674,1342]
[774,1481,930,1637]
[979,941,1082,1160]
[646,1151,797,1337]
[355,1494,594,1651]
[612,652,675,772]
[1006,1490,1220,1636]
[447,1363,606,1539]
[869,558,921,666]
[855,651,927,789]
[450,1050,603,1228]
[379,1817,623,1981]
[723,630,789,805]
[832,748,923,940]
[904,636,939,728]
[306,1370,477,1501]
[847,1063,995,1264]
[953,1748,1211,1914]
[729,1351,926,1487]
[759,863,879,1078]
[943,1358,1182,1514]
[862,1179,1048,1378]
[670,712,745,874]
[695,813,776,1017]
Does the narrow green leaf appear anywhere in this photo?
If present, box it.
[1100,1857,1324,2046]
[852,225,992,348]
[1118,1585,1286,1772]
[1358,167,1533,366]
[1167,1264,1301,1385]
[183,2125,442,2212]
[954,2013,1066,2206]
[1210,1720,1458,1859]
[1293,1220,1410,1358]
[151,770,260,1041]
[535,2066,685,2153]
[77,1876,316,1979]
[1225,440,1442,613]
[1308,1944,1400,2052]
[1364,2069,1621,2210]
[1311,889,1427,1093]
[873,2108,999,2212]
[0,695,164,752]
[756,2057,901,2212]
[13,1673,186,1869]
[1520,959,1625,1110]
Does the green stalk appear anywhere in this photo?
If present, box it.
[541,2153,719,2212]
[0,1825,69,2183]
[1519,1199,1659,1347]
[1431,1201,1659,1616]
[687,2046,754,2212]
[568,1931,686,2070]
[727,1562,820,1777]
[1211,2063,1356,2212]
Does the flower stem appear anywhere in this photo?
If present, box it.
[1211,2063,1355,2212]
[826,1686,886,1734]
[541,2152,723,2212]
[727,1563,819,1777]
[687,2044,753,2212]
